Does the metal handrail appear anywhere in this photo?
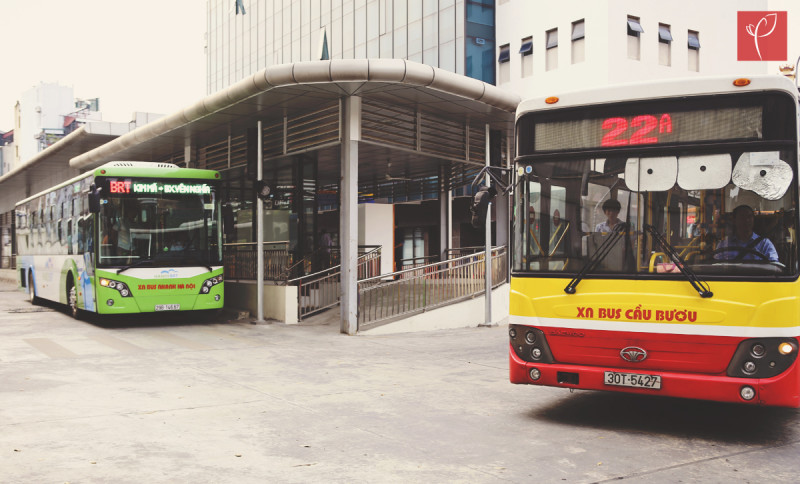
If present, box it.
[294,246,382,320]
[223,241,291,282]
[358,246,507,330]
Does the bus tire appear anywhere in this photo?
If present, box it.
[67,277,81,320]
[27,270,38,305]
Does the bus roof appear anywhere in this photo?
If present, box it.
[516,75,799,122]
[15,161,220,208]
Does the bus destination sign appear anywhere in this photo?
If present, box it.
[530,105,763,152]
[106,179,213,196]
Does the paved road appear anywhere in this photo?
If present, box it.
[1,279,799,483]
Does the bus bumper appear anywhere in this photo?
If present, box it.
[510,345,800,408]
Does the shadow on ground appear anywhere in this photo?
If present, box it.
[531,390,800,445]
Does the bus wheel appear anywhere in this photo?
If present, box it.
[67,279,80,320]
[27,270,37,305]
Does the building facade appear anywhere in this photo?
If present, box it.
[495,0,798,99]
[14,83,103,170]
[206,0,497,93]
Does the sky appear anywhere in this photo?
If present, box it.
[0,0,207,130]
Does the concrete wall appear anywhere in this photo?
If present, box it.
[226,281,298,324]
[358,203,394,275]
[360,283,510,335]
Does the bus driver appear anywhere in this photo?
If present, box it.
[715,205,778,262]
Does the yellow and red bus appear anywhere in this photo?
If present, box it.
[509,76,800,407]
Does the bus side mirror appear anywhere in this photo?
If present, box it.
[88,184,102,213]
[470,185,497,229]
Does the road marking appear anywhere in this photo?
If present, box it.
[87,334,145,354]
[23,338,79,359]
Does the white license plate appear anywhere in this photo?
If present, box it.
[155,304,180,311]
[604,371,661,389]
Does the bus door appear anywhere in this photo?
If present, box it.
[523,161,586,271]
[581,158,639,273]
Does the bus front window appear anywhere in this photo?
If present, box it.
[513,149,797,277]
[99,188,221,268]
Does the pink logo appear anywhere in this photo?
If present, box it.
[738,11,787,61]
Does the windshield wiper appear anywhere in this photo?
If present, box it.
[116,258,155,275]
[564,223,627,294]
[644,224,713,298]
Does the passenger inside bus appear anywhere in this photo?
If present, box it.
[595,198,622,232]
[714,204,779,262]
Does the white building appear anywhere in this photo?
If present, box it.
[13,82,105,170]
[495,0,800,100]
[15,83,75,166]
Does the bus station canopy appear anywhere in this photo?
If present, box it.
[68,59,520,187]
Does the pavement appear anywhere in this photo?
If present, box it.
[0,268,16,286]
[1,277,800,483]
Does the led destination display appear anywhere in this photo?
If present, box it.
[103,178,214,196]
[531,106,762,152]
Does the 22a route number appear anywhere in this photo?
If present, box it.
[601,114,673,147]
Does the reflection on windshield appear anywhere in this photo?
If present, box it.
[513,150,797,277]
[99,191,221,267]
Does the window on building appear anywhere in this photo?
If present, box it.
[658,23,672,66]
[519,37,533,56]
[498,44,510,63]
[520,36,533,77]
[546,28,558,71]
[498,43,510,83]
[627,16,643,60]
[571,20,585,64]
[688,30,700,71]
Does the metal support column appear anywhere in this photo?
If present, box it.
[439,166,450,259]
[482,124,493,326]
[495,134,512,248]
[340,96,361,335]
[254,120,266,324]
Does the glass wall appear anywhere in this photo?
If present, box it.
[206,0,489,93]
[465,0,496,84]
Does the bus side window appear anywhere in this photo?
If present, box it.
[67,220,73,255]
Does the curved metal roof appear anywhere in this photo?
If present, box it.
[70,59,520,170]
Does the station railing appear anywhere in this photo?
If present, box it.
[357,246,507,331]
[289,245,382,321]
[223,241,292,282]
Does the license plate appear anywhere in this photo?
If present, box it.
[604,371,661,389]
[155,304,180,311]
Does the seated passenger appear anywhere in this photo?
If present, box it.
[595,199,622,232]
[715,205,778,262]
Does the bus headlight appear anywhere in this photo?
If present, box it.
[198,275,223,294]
[727,338,798,378]
[99,278,133,297]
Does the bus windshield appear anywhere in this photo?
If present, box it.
[513,149,798,278]
[98,178,221,268]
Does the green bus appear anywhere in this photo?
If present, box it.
[16,161,224,318]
